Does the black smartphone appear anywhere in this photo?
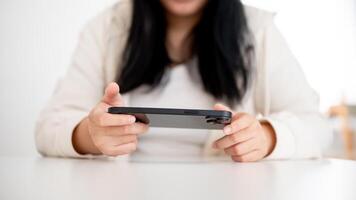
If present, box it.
[108,107,232,130]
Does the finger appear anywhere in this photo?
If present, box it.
[213,103,235,115]
[214,104,254,135]
[102,82,123,106]
[231,150,264,162]
[223,114,256,135]
[92,112,136,127]
[100,142,137,157]
[213,127,256,149]
[101,122,149,136]
[93,134,137,147]
[97,135,138,147]
[214,104,246,121]
[224,138,257,156]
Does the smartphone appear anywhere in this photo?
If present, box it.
[108,107,232,130]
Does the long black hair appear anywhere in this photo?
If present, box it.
[117,0,254,105]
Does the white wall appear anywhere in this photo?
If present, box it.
[0,0,355,156]
[244,0,356,110]
[0,0,117,156]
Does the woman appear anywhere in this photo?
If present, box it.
[35,0,332,162]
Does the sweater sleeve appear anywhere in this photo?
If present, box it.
[255,19,333,159]
[35,12,110,158]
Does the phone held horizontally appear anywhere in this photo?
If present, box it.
[108,107,232,130]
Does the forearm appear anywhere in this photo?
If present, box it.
[72,117,101,155]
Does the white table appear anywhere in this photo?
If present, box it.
[1,156,356,200]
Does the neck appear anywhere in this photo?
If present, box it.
[165,13,202,64]
[166,12,202,34]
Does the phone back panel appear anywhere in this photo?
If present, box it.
[108,107,231,130]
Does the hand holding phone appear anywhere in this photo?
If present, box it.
[73,83,148,157]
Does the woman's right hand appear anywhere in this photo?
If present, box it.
[73,82,149,156]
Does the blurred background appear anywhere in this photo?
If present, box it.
[0,0,355,158]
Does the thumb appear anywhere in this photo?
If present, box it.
[213,103,235,115]
[102,82,123,106]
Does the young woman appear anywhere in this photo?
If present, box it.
[35,0,332,162]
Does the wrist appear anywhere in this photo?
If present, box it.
[72,117,101,155]
[261,121,277,157]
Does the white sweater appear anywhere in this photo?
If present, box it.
[35,0,333,160]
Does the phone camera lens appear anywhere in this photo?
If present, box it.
[206,119,218,124]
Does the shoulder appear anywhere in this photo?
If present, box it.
[75,0,133,83]
[81,0,132,40]
[243,5,276,35]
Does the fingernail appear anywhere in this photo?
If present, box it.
[224,126,232,135]
[129,116,136,123]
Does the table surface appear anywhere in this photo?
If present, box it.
[1,156,356,200]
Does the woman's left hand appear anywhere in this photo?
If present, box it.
[213,104,276,162]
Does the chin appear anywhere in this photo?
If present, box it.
[160,0,208,17]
